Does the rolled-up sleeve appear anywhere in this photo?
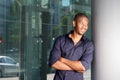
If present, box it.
[80,41,94,70]
[49,37,62,67]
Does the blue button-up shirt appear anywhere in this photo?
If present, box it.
[49,32,94,80]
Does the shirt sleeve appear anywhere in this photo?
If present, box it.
[49,37,62,67]
[80,41,94,70]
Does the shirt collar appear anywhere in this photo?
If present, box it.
[66,30,85,42]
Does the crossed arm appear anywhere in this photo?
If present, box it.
[50,37,94,73]
[51,57,86,73]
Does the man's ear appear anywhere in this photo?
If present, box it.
[72,21,76,27]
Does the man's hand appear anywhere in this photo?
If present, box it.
[59,57,66,63]
[51,60,73,70]
[59,57,86,73]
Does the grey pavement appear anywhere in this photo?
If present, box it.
[47,69,91,80]
[0,69,91,80]
[0,77,19,80]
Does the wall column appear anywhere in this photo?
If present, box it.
[91,0,120,80]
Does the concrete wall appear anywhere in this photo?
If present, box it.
[92,0,120,80]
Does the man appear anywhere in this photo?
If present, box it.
[49,13,94,80]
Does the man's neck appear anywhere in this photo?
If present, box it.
[69,31,83,45]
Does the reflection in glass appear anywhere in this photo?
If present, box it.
[0,0,91,80]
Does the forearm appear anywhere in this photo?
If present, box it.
[60,57,86,72]
[51,60,73,70]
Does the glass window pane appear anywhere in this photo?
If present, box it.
[0,0,91,80]
[5,57,16,64]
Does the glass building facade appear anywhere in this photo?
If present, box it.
[0,0,91,80]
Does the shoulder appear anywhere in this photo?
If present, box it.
[55,34,67,42]
[83,36,94,47]
[54,34,68,47]
[83,36,92,43]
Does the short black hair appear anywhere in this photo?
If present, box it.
[73,13,88,21]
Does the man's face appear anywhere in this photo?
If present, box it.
[73,17,89,35]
